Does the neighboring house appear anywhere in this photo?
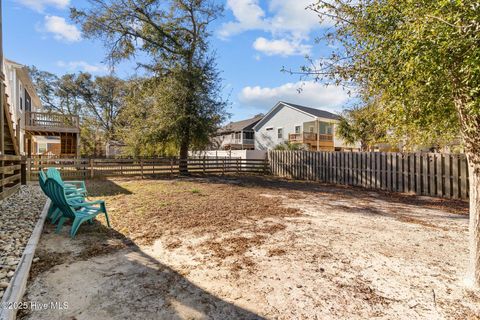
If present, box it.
[106,140,127,158]
[3,59,79,157]
[4,59,43,154]
[213,114,263,150]
[254,101,359,151]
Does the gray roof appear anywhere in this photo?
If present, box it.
[218,114,264,134]
[282,102,341,120]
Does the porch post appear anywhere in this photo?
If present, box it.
[241,130,244,150]
[27,137,32,157]
[316,119,320,151]
[76,133,80,158]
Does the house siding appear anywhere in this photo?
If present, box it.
[254,104,315,150]
[4,60,43,155]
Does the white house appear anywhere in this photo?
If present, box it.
[213,114,263,150]
[4,59,79,157]
[253,101,359,151]
[3,59,45,154]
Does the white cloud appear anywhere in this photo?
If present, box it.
[43,15,81,42]
[57,61,108,74]
[253,37,311,56]
[267,0,323,37]
[219,0,322,38]
[219,0,325,57]
[218,0,267,38]
[15,0,70,12]
[239,81,349,111]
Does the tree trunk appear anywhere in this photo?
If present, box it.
[467,154,480,287]
[450,76,480,287]
[360,141,368,152]
[179,137,189,175]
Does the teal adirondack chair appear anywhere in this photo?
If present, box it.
[44,178,110,238]
[39,171,85,223]
[46,167,87,196]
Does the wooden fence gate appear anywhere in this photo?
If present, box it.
[268,151,469,199]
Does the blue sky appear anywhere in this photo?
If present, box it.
[4,0,350,122]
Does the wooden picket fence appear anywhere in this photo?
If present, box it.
[268,151,470,199]
[27,157,268,180]
[0,155,22,200]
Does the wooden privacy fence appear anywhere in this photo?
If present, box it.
[0,155,23,200]
[27,157,268,180]
[269,151,470,199]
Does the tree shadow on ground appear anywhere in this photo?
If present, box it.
[169,174,469,219]
[23,220,265,320]
[85,179,133,196]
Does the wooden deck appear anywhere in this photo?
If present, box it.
[289,133,334,151]
[25,112,80,135]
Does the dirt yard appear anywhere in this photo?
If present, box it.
[20,176,480,319]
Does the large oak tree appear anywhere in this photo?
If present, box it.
[71,0,227,172]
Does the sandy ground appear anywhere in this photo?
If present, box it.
[19,177,480,319]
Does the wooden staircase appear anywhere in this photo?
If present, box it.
[2,93,19,155]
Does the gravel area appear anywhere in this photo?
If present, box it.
[0,185,46,299]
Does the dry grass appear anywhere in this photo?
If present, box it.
[82,177,301,268]
[25,176,477,320]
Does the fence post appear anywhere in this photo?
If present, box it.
[203,156,206,174]
[27,158,31,182]
[20,156,27,185]
[170,158,174,175]
[89,158,94,179]
[140,158,144,179]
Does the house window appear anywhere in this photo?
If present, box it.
[277,128,283,139]
[20,97,23,110]
[266,127,273,131]
[38,143,47,154]
[295,126,301,134]
[24,89,32,112]
[319,122,333,135]
[244,131,254,139]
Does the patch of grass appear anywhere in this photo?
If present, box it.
[190,188,201,194]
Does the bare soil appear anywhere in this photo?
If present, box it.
[20,176,480,319]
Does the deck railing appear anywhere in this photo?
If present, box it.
[25,112,80,130]
[222,137,255,146]
[319,134,333,141]
[289,133,333,142]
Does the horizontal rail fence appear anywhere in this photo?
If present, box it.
[27,157,268,180]
[269,151,469,199]
[0,155,22,200]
